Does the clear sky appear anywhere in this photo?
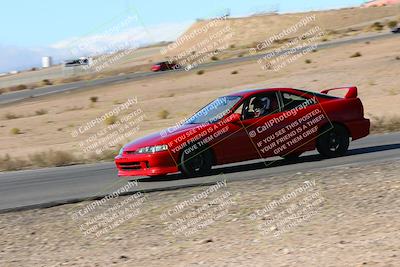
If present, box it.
[0,0,365,72]
[1,0,365,47]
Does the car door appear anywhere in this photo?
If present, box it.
[210,101,258,164]
[240,91,285,159]
[276,90,326,154]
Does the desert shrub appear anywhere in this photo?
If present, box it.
[197,70,205,75]
[29,150,77,167]
[4,113,20,120]
[305,59,312,64]
[237,54,244,58]
[0,154,27,171]
[104,115,118,125]
[230,44,236,49]
[42,79,52,86]
[9,84,27,92]
[90,96,98,103]
[396,56,400,60]
[350,52,362,58]
[10,128,21,134]
[35,109,48,116]
[158,110,170,119]
[231,70,238,75]
[372,22,383,31]
[88,146,122,162]
[387,20,398,28]
[60,77,82,83]
[370,115,400,133]
[321,38,328,42]
[211,56,219,61]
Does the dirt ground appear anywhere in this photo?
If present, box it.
[1,35,400,161]
[0,159,399,266]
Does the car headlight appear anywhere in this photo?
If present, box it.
[118,147,125,155]
[136,145,168,154]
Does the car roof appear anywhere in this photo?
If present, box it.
[228,88,296,97]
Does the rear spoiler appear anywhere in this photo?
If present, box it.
[320,86,358,99]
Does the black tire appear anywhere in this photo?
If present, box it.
[317,124,350,158]
[180,144,213,177]
[281,152,302,161]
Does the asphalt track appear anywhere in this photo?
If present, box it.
[0,32,398,105]
[0,132,399,213]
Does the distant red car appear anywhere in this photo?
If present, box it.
[115,87,370,178]
[151,61,180,72]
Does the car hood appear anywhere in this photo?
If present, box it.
[123,123,202,151]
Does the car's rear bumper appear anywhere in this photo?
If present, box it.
[346,118,370,140]
[115,151,178,177]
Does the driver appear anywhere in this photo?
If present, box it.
[253,96,271,118]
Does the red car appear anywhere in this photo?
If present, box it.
[115,87,370,178]
[151,61,180,72]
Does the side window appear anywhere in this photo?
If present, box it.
[281,92,313,111]
[233,103,244,115]
[242,93,280,120]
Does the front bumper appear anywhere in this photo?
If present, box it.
[115,151,178,177]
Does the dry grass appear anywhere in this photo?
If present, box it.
[0,147,123,171]
[28,150,78,167]
[9,84,27,92]
[35,109,48,116]
[88,145,122,162]
[4,113,21,120]
[387,20,398,28]
[350,52,362,58]
[41,79,53,86]
[371,21,384,31]
[370,115,400,133]
[0,154,27,171]
[104,116,118,125]
[10,128,21,135]
[158,110,170,119]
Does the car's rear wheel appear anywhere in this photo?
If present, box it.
[317,124,349,158]
[180,145,213,177]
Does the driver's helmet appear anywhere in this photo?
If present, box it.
[253,96,271,117]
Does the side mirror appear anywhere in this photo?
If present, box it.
[226,113,241,124]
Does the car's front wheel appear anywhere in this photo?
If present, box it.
[316,124,350,158]
[180,145,213,177]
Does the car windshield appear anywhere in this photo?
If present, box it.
[185,96,241,124]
